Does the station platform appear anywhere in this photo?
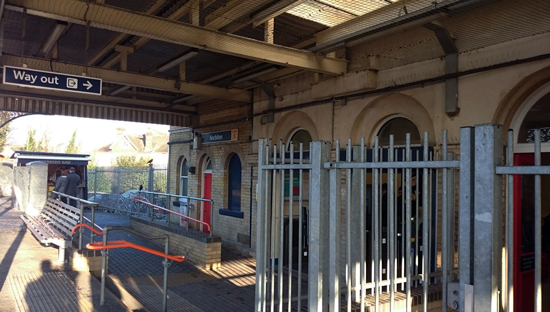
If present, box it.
[0,196,256,312]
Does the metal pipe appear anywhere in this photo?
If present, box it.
[442,130,449,311]
[422,132,429,312]
[278,142,284,312]
[405,134,411,312]
[100,227,108,305]
[346,139,352,311]
[534,130,542,312]
[373,136,380,311]
[78,201,83,249]
[360,138,366,312]
[91,204,96,243]
[388,135,395,311]
[163,236,169,312]
[287,143,294,312]
[506,129,514,312]
[297,143,303,312]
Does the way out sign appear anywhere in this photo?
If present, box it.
[3,66,102,96]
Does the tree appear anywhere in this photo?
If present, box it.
[0,112,10,152]
[115,155,150,192]
[87,162,112,193]
[65,130,80,154]
[22,129,38,151]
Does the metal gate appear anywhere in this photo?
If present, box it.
[255,124,549,312]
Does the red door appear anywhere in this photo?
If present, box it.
[514,153,535,312]
[203,173,212,234]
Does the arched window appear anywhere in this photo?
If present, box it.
[179,158,188,196]
[228,154,241,212]
[288,129,312,151]
[517,92,550,143]
[377,117,421,146]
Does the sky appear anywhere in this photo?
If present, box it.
[6,114,170,153]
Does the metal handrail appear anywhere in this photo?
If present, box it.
[132,197,212,235]
[134,190,214,233]
[52,190,100,248]
[88,225,184,312]
[72,223,103,236]
[86,240,186,262]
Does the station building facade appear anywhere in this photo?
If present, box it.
[166,1,550,256]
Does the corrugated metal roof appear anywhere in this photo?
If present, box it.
[0,0,548,123]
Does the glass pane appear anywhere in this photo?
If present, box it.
[518,92,550,143]
[228,154,241,211]
[289,129,312,151]
[377,117,421,146]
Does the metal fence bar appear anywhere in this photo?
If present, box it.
[405,134,412,312]
[422,132,429,312]
[278,143,285,312]
[459,127,475,312]
[346,139,352,312]
[270,144,277,312]
[287,143,294,312]
[297,142,304,312]
[442,131,450,312]
[388,135,396,311]
[324,161,460,169]
[534,130,542,312]
[373,137,380,312]
[255,139,267,312]
[359,138,366,312]
[329,140,341,312]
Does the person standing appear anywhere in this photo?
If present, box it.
[65,167,81,207]
[53,168,68,203]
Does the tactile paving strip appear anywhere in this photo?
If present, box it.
[8,272,94,312]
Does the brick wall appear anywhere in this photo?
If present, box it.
[129,216,222,270]
[167,99,257,257]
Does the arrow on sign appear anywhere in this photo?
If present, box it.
[83,81,93,90]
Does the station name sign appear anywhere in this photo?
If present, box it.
[3,66,102,96]
[202,129,238,144]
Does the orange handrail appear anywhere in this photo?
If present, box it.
[83,217,104,232]
[87,241,186,262]
[72,223,103,236]
[132,197,211,232]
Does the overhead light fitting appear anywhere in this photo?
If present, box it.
[157,49,199,72]
[41,21,68,56]
[110,85,131,96]
[232,67,279,84]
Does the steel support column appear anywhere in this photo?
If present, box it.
[473,124,503,312]
[309,141,331,311]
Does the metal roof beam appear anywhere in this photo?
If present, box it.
[0,83,196,114]
[6,0,347,75]
[252,0,308,27]
[1,55,252,102]
[312,0,473,53]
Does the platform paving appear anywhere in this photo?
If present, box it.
[1,196,257,312]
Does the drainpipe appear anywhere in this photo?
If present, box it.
[249,166,253,248]
[424,21,459,116]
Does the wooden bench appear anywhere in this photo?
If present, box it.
[21,198,83,262]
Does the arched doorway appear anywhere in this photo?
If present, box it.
[510,81,550,312]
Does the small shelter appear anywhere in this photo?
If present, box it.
[11,151,90,199]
